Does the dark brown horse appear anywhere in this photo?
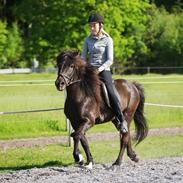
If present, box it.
[55,50,148,169]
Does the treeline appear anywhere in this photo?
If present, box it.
[0,0,182,69]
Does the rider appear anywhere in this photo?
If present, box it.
[81,12,128,133]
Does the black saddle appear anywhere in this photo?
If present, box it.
[101,82,121,108]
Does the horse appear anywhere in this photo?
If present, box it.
[55,50,148,169]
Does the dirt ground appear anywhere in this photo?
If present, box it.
[0,157,183,183]
[0,127,182,149]
[0,127,183,183]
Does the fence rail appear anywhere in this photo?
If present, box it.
[126,66,183,74]
[0,68,56,74]
[0,103,182,116]
[113,65,183,74]
[0,108,64,115]
[1,66,183,74]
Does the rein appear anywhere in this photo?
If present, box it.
[58,72,81,87]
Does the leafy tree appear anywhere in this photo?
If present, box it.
[143,6,183,67]
[0,0,182,70]
[0,21,8,68]
[151,0,183,13]
[13,0,150,68]
[0,21,24,68]
[13,0,90,67]
[4,22,24,68]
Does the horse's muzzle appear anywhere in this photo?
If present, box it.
[55,78,66,91]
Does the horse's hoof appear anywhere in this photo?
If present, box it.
[112,161,121,166]
[132,157,139,163]
[85,162,93,169]
[130,155,139,163]
[78,154,84,165]
[75,154,84,165]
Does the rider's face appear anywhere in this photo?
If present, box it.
[89,22,100,36]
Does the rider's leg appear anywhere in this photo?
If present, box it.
[99,70,128,133]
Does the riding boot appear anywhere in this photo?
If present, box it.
[116,113,128,133]
[115,102,128,133]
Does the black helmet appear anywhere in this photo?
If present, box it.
[88,13,104,24]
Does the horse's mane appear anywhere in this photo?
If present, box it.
[79,64,102,104]
[57,50,102,103]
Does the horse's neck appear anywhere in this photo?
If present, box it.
[66,80,102,105]
[66,84,84,101]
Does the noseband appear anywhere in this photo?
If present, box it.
[58,68,81,87]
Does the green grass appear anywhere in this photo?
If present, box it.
[0,135,183,172]
[0,73,183,139]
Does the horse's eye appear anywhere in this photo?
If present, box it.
[70,64,74,68]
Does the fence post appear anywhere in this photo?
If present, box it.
[147,66,150,74]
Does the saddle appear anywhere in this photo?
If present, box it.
[101,82,121,108]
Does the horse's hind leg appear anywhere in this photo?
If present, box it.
[127,135,139,162]
[113,131,130,166]
[112,109,136,165]
[124,110,139,162]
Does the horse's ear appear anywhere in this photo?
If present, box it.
[72,50,80,58]
[56,52,64,65]
[56,50,69,65]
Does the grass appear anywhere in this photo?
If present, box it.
[0,134,183,172]
[0,73,183,139]
[0,73,182,172]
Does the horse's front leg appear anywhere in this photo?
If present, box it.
[71,119,93,168]
[80,135,93,169]
[71,134,84,165]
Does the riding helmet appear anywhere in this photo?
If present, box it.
[88,13,104,24]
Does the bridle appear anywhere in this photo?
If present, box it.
[58,64,81,87]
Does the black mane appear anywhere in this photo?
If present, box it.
[80,64,102,103]
[57,50,102,103]
[56,50,80,65]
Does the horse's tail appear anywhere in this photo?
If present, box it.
[133,82,148,145]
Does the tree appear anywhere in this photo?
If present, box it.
[1,0,182,70]
[0,21,8,68]
[143,6,183,67]
[4,22,24,68]
[13,0,150,68]
[0,21,24,68]
[151,0,183,12]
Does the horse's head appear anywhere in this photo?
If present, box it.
[55,50,85,91]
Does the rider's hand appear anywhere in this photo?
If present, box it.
[95,69,100,75]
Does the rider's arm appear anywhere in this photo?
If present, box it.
[81,38,88,61]
[98,36,113,72]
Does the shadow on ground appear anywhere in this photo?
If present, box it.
[0,161,72,172]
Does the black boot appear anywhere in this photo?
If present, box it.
[116,113,128,133]
[114,101,128,133]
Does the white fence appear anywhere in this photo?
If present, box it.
[0,68,57,74]
[0,66,183,74]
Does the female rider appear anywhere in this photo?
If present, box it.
[81,13,128,133]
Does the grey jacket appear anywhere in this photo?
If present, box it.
[81,34,113,72]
